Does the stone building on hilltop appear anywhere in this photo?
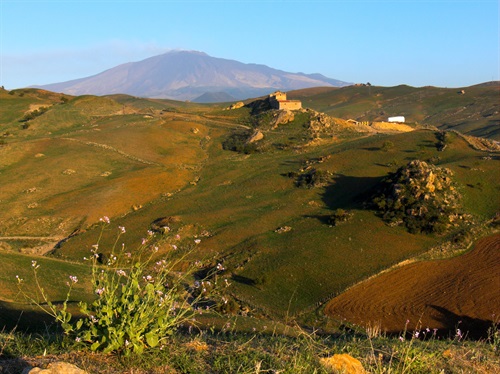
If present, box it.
[269,91,302,111]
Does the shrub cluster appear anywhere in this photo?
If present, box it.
[328,209,354,226]
[19,106,49,123]
[436,131,451,151]
[222,130,259,154]
[292,168,332,188]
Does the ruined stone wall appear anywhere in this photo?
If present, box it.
[269,91,302,110]
[269,97,280,109]
[279,100,302,110]
[270,91,287,101]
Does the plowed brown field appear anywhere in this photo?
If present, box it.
[325,234,500,337]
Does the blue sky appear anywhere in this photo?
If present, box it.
[1,0,498,89]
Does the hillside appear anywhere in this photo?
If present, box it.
[289,82,500,140]
[1,85,499,341]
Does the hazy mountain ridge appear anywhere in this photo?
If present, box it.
[36,50,351,101]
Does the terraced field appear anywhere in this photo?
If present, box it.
[325,234,500,337]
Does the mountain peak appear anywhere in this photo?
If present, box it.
[164,49,208,56]
[37,52,351,101]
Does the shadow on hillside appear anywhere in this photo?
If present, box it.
[231,275,258,287]
[0,357,31,372]
[374,163,393,168]
[304,174,385,226]
[320,174,384,211]
[0,300,74,333]
[428,305,494,340]
[418,139,437,148]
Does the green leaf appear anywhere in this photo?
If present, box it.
[90,341,101,351]
[145,331,159,347]
[76,319,83,330]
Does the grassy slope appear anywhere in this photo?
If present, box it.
[1,87,499,326]
[52,128,499,318]
[0,91,208,236]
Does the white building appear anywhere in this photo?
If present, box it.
[388,116,405,123]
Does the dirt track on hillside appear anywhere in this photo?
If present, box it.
[324,234,500,337]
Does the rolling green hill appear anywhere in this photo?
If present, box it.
[289,82,500,140]
[1,85,499,332]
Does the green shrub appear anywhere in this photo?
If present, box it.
[17,219,204,356]
[328,209,354,226]
[436,131,451,151]
[19,106,49,123]
[222,130,259,154]
[381,140,394,152]
[296,168,331,188]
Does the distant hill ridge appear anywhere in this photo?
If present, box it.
[36,50,351,101]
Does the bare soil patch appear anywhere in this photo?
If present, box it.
[325,234,500,337]
[371,121,414,132]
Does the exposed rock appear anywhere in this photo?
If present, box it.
[229,102,244,110]
[370,121,414,132]
[303,109,348,139]
[460,133,500,152]
[320,354,366,374]
[22,361,88,374]
[151,216,181,233]
[271,110,295,128]
[247,129,264,143]
[275,226,292,234]
[372,160,467,234]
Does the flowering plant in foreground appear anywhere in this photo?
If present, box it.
[18,220,204,355]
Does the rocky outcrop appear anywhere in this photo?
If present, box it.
[307,109,333,134]
[320,354,366,374]
[228,102,244,110]
[271,110,295,128]
[372,160,467,234]
[247,129,264,143]
[22,362,88,374]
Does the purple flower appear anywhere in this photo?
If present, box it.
[95,287,105,296]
